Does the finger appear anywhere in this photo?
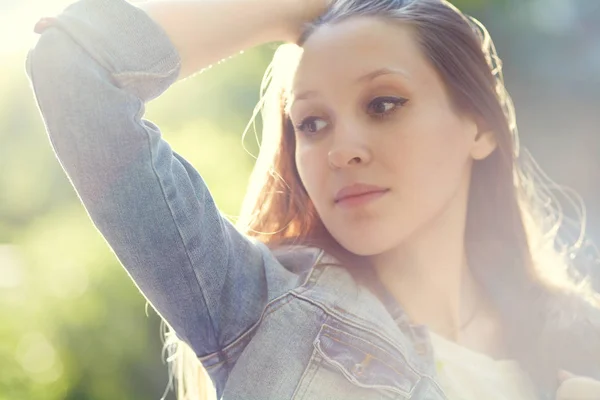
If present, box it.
[34,17,58,34]
[559,369,578,383]
[556,376,600,400]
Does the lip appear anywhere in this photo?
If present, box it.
[334,183,389,206]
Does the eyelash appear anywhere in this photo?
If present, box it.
[294,96,409,135]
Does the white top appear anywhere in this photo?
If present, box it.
[430,331,539,400]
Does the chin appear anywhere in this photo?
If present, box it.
[335,234,396,257]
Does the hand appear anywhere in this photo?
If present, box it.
[299,0,333,22]
[556,370,600,400]
[285,0,333,41]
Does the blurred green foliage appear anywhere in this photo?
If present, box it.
[0,41,270,399]
[1,0,599,399]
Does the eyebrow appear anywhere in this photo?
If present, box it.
[289,67,411,103]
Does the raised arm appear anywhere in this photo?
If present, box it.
[135,0,311,80]
[25,0,322,396]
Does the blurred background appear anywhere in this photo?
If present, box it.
[1,0,599,399]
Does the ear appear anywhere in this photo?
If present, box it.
[470,118,497,160]
[470,129,497,160]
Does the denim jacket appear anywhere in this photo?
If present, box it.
[25,1,556,399]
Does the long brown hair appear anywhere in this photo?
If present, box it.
[236,0,600,395]
[166,1,600,399]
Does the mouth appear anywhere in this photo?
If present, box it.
[334,184,390,208]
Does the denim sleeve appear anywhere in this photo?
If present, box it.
[25,0,299,375]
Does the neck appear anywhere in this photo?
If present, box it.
[370,181,487,341]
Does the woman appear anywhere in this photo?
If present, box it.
[28,0,600,399]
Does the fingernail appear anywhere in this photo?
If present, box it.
[34,17,57,34]
[558,369,576,382]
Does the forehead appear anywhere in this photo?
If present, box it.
[292,16,432,90]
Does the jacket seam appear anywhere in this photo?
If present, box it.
[287,291,433,380]
[200,248,325,366]
[137,99,219,349]
[197,250,325,371]
[200,292,295,370]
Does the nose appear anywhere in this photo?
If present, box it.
[327,129,372,169]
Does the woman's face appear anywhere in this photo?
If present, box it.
[288,17,496,256]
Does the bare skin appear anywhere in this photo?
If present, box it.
[33,0,599,395]
[288,17,499,352]
[130,0,501,353]
[135,0,332,80]
[135,3,600,396]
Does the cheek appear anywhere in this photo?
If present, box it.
[383,113,473,195]
[295,143,326,198]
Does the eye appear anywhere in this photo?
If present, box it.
[367,96,409,118]
[295,117,329,135]
[293,96,408,135]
